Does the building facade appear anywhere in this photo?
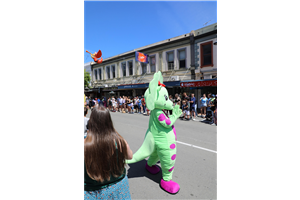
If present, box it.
[89,23,217,109]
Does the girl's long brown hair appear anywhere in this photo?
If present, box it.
[84,106,128,182]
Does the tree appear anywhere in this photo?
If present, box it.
[84,69,91,88]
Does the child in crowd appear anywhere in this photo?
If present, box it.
[181,100,190,120]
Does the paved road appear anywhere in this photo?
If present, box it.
[87,109,217,199]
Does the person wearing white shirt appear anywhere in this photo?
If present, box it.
[111,96,116,112]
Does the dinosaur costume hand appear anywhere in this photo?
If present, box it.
[172,105,182,119]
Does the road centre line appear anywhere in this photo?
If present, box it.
[176,141,217,154]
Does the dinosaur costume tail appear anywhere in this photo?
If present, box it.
[126,130,155,164]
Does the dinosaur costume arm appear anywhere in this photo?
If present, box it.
[156,110,177,128]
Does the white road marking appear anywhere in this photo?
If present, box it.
[176,141,217,154]
[110,112,217,153]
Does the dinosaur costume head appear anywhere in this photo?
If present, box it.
[144,71,173,111]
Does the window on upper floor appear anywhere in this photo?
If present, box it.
[141,63,147,74]
[128,61,133,76]
[94,70,98,80]
[99,68,102,80]
[167,51,174,70]
[122,62,126,77]
[200,41,213,67]
[111,65,115,78]
[106,66,110,79]
[150,56,156,72]
[178,49,186,69]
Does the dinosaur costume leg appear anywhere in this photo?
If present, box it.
[156,141,177,181]
[147,149,160,166]
[146,149,161,174]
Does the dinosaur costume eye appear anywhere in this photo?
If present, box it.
[164,95,168,101]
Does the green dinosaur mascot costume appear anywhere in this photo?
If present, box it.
[126,71,182,194]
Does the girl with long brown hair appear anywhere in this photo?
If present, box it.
[84,106,133,199]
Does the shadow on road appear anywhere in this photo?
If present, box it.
[199,119,213,124]
[127,159,162,184]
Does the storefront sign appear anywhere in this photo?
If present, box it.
[118,83,148,89]
[180,80,217,87]
[164,81,180,87]
[135,52,148,63]
[102,87,118,91]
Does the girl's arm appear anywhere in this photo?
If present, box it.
[125,140,133,160]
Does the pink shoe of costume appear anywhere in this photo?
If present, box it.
[160,179,180,194]
[145,163,160,174]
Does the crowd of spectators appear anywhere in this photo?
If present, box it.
[85,92,217,126]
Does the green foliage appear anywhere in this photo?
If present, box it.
[84,69,91,88]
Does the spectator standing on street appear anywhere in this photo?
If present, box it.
[209,94,216,125]
[174,93,181,106]
[134,96,138,113]
[126,97,132,114]
[117,96,122,112]
[84,106,133,200]
[130,97,134,114]
[206,93,212,120]
[84,107,89,139]
[137,97,142,113]
[95,98,99,108]
[111,96,116,112]
[183,93,190,120]
[141,95,146,114]
[200,94,207,118]
[108,97,112,111]
[103,97,107,108]
[121,96,125,111]
[189,93,196,121]
[90,98,96,111]
[86,96,90,110]
[211,95,217,125]
[99,97,103,106]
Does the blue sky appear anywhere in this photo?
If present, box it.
[84,1,217,63]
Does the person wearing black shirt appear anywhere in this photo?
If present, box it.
[211,95,217,125]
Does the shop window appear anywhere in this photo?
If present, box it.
[111,65,115,78]
[94,69,98,80]
[122,62,126,77]
[128,61,133,75]
[200,41,213,67]
[167,51,174,70]
[142,62,147,74]
[178,49,186,69]
[106,66,110,79]
[150,56,156,72]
